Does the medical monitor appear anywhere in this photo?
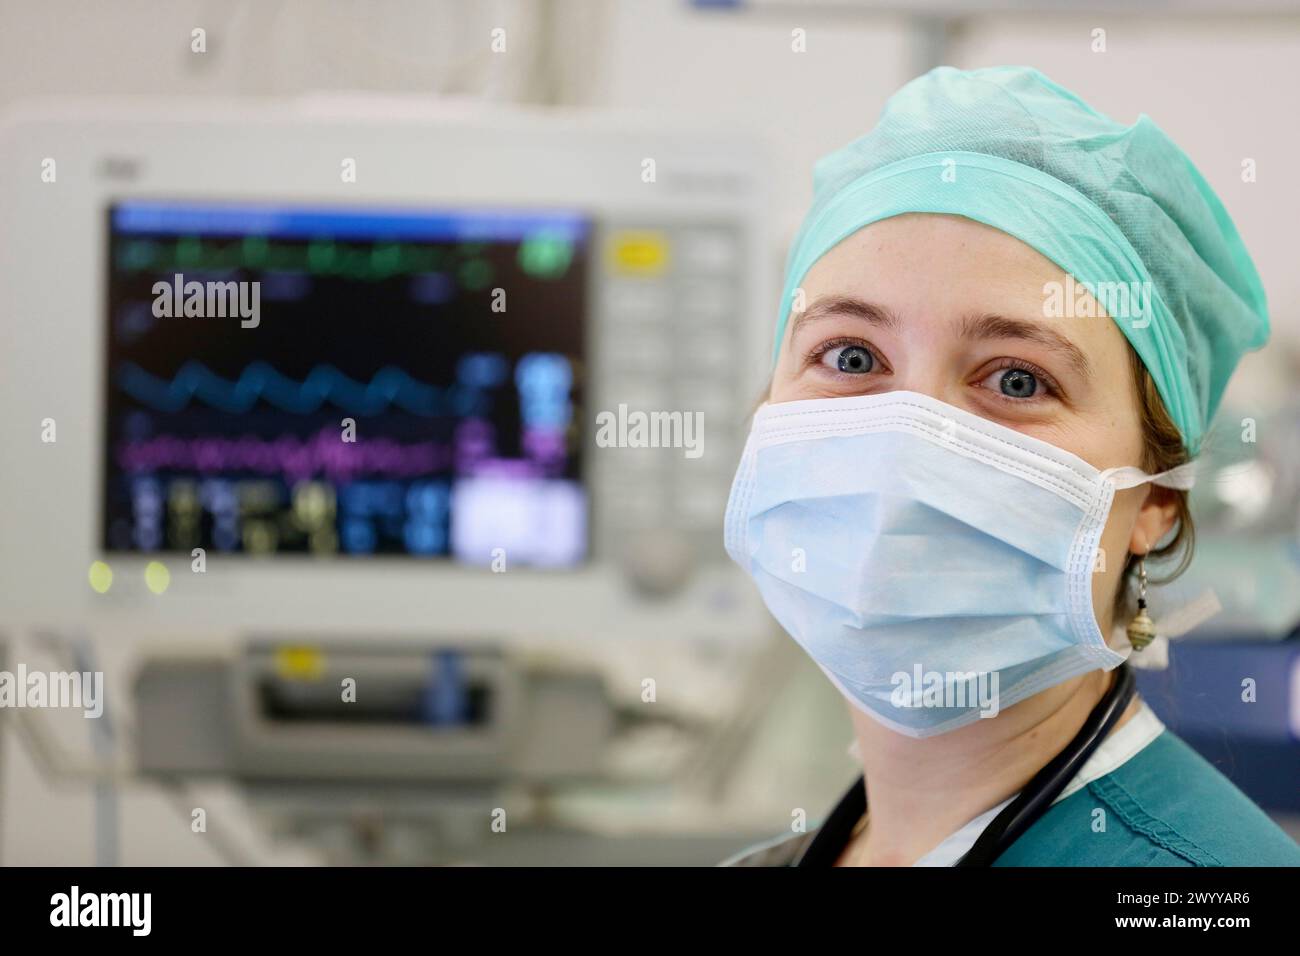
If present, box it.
[103,200,588,567]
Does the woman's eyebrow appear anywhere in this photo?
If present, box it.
[790,298,1093,380]
[959,312,1093,380]
[790,295,900,336]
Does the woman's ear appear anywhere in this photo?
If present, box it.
[1128,486,1180,555]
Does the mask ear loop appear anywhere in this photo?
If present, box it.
[1101,458,1206,668]
[1100,461,1196,491]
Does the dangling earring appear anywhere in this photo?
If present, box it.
[1126,555,1157,651]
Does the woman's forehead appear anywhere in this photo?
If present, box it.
[808,214,1063,293]
[795,214,1130,362]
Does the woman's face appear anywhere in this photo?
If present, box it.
[769,213,1177,637]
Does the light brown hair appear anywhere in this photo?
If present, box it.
[1114,345,1196,619]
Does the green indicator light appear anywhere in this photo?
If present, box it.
[340,247,369,280]
[243,235,269,265]
[308,240,337,271]
[119,240,157,271]
[176,236,202,266]
[459,258,493,290]
[519,232,574,279]
[371,243,402,278]
[269,243,306,270]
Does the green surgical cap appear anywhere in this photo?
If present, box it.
[774,65,1269,455]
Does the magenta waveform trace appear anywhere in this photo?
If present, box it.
[116,427,455,483]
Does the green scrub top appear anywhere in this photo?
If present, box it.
[995,730,1300,866]
[720,729,1300,866]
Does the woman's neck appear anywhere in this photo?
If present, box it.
[836,668,1141,866]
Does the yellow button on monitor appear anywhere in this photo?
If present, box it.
[88,561,113,594]
[608,231,669,277]
[275,646,325,681]
[144,561,170,595]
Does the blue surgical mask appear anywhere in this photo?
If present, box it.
[724,391,1195,738]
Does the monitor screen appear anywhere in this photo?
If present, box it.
[103,200,588,566]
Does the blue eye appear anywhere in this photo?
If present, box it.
[998,368,1037,398]
[825,345,873,374]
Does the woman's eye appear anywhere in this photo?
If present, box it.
[987,367,1039,399]
[822,344,874,374]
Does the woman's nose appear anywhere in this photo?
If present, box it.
[880,372,966,410]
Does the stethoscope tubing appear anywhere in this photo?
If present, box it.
[954,663,1138,866]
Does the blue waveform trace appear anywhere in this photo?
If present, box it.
[117,360,487,417]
